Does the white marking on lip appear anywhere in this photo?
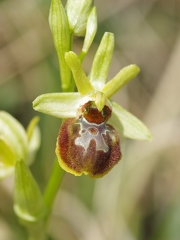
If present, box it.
[75,118,110,153]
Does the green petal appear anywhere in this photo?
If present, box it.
[65,51,94,95]
[80,6,97,60]
[89,32,114,90]
[33,92,82,118]
[101,64,140,98]
[109,102,152,141]
[49,0,72,91]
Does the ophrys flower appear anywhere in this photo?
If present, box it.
[33,33,152,178]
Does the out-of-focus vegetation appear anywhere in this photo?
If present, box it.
[0,0,180,239]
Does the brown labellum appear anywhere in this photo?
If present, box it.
[56,101,122,177]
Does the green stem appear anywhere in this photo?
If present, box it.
[27,222,46,240]
[79,50,86,62]
[43,159,65,218]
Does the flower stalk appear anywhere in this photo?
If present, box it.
[43,159,64,218]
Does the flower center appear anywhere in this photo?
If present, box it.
[75,101,113,153]
[78,101,112,124]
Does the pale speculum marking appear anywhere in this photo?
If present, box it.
[75,117,109,153]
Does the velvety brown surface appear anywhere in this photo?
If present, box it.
[57,118,122,177]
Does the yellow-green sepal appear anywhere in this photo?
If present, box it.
[33,92,82,118]
[109,102,152,141]
[90,32,114,90]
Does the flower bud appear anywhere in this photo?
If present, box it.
[0,111,28,179]
[56,101,122,177]
[14,160,45,223]
[66,0,93,36]
[0,111,40,179]
[49,0,72,91]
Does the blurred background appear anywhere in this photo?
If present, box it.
[0,0,180,239]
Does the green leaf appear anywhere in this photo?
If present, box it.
[65,51,94,95]
[66,0,93,36]
[14,159,45,223]
[49,0,72,91]
[33,92,82,118]
[101,64,140,98]
[80,6,97,60]
[90,32,114,90]
[109,102,152,141]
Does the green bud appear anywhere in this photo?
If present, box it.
[90,32,114,90]
[66,0,93,36]
[0,112,41,179]
[14,159,45,223]
[0,111,28,179]
[49,0,72,91]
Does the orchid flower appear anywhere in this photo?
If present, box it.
[33,34,152,178]
[33,0,152,178]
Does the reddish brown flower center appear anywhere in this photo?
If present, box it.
[78,101,112,124]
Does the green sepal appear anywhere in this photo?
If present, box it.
[102,64,140,98]
[66,0,93,36]
[90,32,114,90]
[109,102,152,141]
[14,159,45,223]
[33,92,82,118]
[49,0,72,91]
[26,117,41,166]
[80,7,97,61]
[65,51,94,95]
